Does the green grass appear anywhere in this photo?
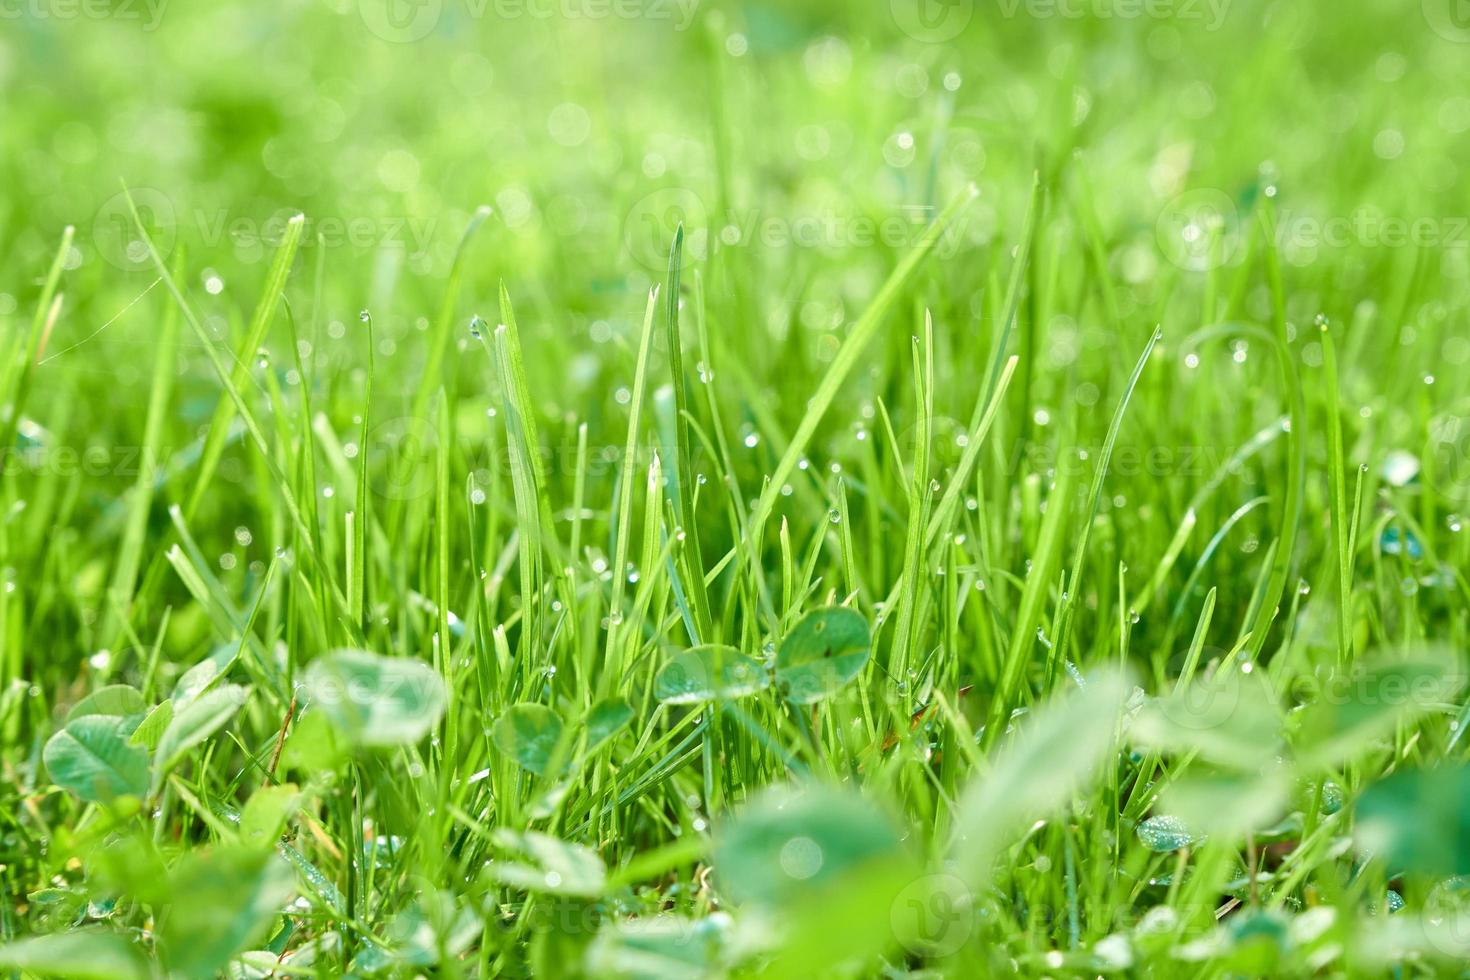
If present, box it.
[4,2,1470,977]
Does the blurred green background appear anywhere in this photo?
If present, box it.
[5,0,1467,350]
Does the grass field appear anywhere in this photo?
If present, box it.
[4,1,1470,976]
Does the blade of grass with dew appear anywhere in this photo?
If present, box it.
[122,190,358,638]
[98,251,182,659]
[391,206,492,538]
[660,225,712,644]
[1244,194,1306,663]
[0,226,72,481]
[479,317,546,664]
[600,286,660,700]
[1320,317,1352,669]
[1049,326,1162,677]
[985,429,1080,747]
[890,320,935,682]
[743,184,978,549]
[184,212,305,518]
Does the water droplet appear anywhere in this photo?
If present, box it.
[1137,814,1199,852]
[827,508,841,524]
[359,310,370,323]
[1381,526,1424,560]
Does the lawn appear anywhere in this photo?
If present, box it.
[3,1,1470,976]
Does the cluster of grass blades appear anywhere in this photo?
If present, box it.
[2,169,1468,978]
